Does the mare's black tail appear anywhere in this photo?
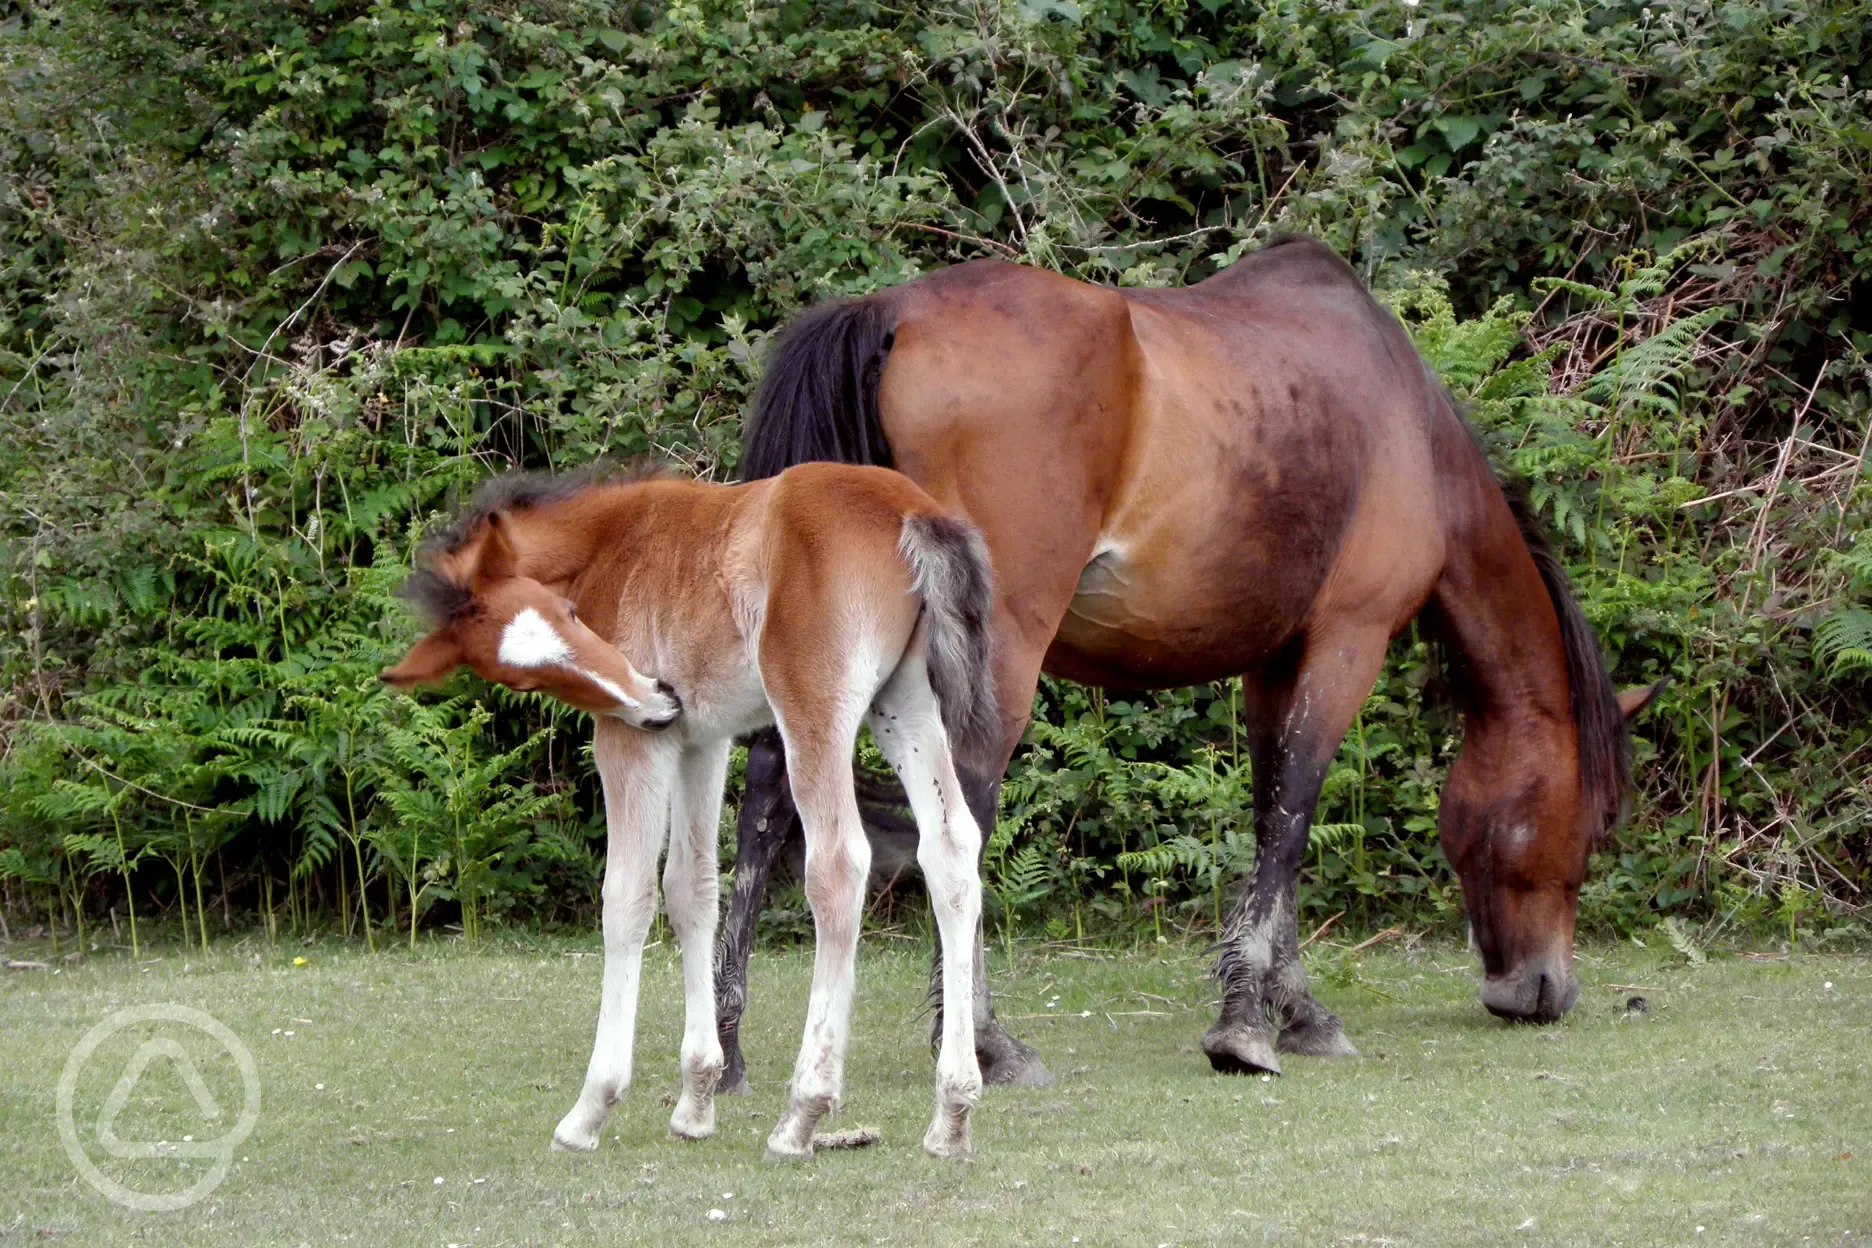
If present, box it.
[740,296,898,480]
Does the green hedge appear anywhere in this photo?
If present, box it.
[2,0,1867,951]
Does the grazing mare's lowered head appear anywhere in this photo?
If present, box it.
[380,509,681,731]
[1435,490,1668,1024]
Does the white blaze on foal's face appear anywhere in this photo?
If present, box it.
[414,573,683,731]
[497,607,648,712]
[497,607,575,669]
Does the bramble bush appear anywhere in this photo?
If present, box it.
[1,0,1867,952]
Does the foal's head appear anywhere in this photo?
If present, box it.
[380,511,682,731]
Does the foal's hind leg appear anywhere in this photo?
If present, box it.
[764,706,872,1161]
[1204,628,1389,1076]
[924,769,1052,1088]
[869,656,984,1157]
[936,627,1056,1088]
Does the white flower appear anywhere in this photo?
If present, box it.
[707,1209,727,1222]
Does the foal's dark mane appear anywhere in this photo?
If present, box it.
[396,462,669,626]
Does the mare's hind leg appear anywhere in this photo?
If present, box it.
[715,728,794,1097]
[1204,627,1390,1076]
[869,652,984,1156]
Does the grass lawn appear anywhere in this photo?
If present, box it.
[2,930,1867,1246]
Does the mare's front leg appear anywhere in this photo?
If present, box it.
[666,739,732,1140]
[1203,628,1389,1076]
[715,727,794,1096]
[552,721,676,1151]
[764,718,870,1161]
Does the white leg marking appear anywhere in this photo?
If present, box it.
[765,704,872,1161]
[868,654,983,1158]
[665,740,731,1141]
[551,722,676,1152]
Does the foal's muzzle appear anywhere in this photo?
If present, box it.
[640,679,682,731]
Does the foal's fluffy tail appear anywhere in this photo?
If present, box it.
[898,514,1001,763]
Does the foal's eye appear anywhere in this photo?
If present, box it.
[563,600,577,622]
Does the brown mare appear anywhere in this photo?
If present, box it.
[718,236,1663,1089]
[381,463,1001,1159]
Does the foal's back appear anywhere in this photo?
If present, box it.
[592,464,963,740]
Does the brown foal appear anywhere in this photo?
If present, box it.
[382,463,1000,1159]
[722,236,1664,1087]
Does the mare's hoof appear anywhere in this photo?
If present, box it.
[1277,1017,1359,1058]
[979,1030,1054,1087]
[1202,1023,1283,1076]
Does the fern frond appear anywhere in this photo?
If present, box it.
[1655,916,1707,965]
[1813,607,1872,680]
[1309,822,1368,851]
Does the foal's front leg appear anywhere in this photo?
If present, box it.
[552,722,676,1151]
[765,726,871,1161]
[665,740,732,1140]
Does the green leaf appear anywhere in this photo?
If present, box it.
[1432,115,1481,151]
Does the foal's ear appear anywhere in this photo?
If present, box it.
[1616,677,1670,719]
[474,511,519,584]
[380,632,465,689]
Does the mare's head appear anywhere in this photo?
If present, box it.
[1442,680,1665,1023]
[1436,487,1669,1023]
[380,509,682,731]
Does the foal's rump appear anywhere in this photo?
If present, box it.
[752,462,998,758]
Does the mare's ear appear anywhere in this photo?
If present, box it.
[380,632,464,689]
[474,511,519,584]
[1616,677,1670,720]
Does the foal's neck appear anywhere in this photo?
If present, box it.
[512,478,745,631]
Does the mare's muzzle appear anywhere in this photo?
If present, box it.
[1480,961,1578,1023]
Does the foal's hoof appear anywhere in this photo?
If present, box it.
[550,1127,600,1153]
[669,1101,717,1141]
[978,1028,1054,1087]
[719,1071,754,1098]
[1202,1023,1283,1076]
[922,1125,972,1159]
[1278,1016,1359,1058]
[765,1097,827,1161]
[763,1136,814,1163]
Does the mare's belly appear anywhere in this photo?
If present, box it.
[1046,534,1308,688]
